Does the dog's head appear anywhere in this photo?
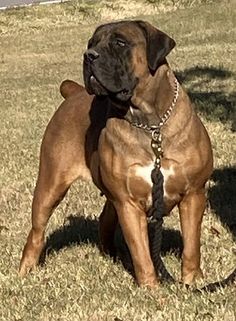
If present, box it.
[83,20,175,102]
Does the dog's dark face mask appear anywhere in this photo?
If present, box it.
[83,22,139,102]
[83,21,175,102]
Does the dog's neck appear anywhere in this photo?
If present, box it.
[128,64,177,125]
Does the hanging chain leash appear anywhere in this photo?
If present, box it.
[127,77,179,282]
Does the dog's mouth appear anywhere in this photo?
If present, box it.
[87,73,107,95]
[88,73,133,101]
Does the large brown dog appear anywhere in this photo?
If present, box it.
[19,20,213,287]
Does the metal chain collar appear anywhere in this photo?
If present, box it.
[130,78,179,168]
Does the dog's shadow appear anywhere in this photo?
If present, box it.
[209,166,236,239]
[40,215,183,274]
[176,66,236,132]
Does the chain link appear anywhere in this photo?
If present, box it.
[130,78,179,134]
[130,78,179,167]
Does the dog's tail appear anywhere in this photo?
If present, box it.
[60,80,84,99]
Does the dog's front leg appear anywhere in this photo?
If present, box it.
[179,190,206,284]
[114,200,158,287]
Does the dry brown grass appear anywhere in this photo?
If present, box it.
[0,0,235,320]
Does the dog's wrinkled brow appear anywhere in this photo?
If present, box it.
[112,32,127,40]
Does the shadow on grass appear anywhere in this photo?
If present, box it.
[209,166,236,239]
[176,66,236,131]
[40,215,183,273]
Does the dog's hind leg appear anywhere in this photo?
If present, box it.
[19,180,68,276]
[19,126,89,276]
[19,91,92,276]
[19,157,79,276]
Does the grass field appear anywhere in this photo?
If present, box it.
[0,0,235,320]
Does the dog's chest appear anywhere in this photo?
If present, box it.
[98,119,180,210]
[133,163,175,200]
[122,161,179,213]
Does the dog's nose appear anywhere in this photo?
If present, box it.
[84,49,99,62]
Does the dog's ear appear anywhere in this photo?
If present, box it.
[136,21,176,72]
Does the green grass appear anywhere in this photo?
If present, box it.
[0,0,235,320]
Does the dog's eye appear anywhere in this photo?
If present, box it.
[116,39,126,47]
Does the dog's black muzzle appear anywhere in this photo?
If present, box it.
[83,47,137,102]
